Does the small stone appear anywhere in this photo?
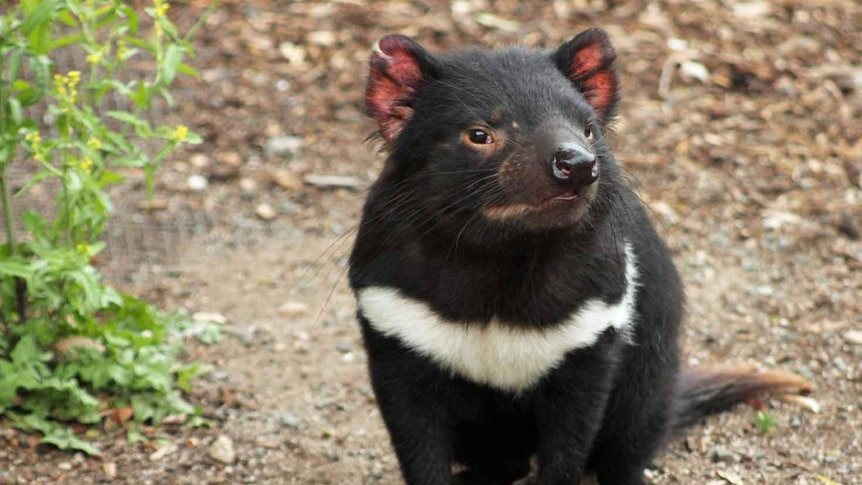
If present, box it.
[369,460,383,479]
[667,38,689,51]
[843,330,862,346]
[264,136,303,156]
[733,2,770,18]
[149,443,178,461]
[837,213,860,240]
[188,174,208,191]
[279,412,301,429]
[254,438,280,449]
[294,340,310,354]
[239,178,258,194]
[209,435,237,464]
[279,42,307,66]
[190,154,210,168]
[219,152,243,167]
[58,462,73,471]
[706,446,741,464]
[255,203,277,220]
[716,469,744,485]
[336,342,352,354]
[103,462,117,478]
[269,170,303,191]
[193,312,228,325]
[279,301,309,316]
[307,30,337,47]
[224,326,257,346]
[680,60,710,83]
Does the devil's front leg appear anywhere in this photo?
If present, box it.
[534,333,621,485]
[359,316,454,485]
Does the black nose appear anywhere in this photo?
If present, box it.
[551,146,598,189]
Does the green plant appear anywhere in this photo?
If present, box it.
[0,0,217,454]
[754,410,777,434]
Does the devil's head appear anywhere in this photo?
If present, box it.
[364,29,625,246]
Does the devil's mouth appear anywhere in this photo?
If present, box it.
[482,188,587,221]
[548,188,580,202]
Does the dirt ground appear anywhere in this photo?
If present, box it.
[2,0,861,484]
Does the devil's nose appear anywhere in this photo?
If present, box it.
[551,146,598,188]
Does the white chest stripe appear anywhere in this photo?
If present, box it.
[358,244,639,393]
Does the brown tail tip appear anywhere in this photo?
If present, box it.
[672,364,812,435]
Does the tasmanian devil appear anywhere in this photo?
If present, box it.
[348,28,810,485]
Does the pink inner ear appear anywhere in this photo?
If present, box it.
[562,34,617,121]
[582,71,616,120]
[568,42,605,80]
[365,37,423,142]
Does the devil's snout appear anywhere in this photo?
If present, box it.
[550,143,598,190]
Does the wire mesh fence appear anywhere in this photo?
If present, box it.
[1,28,219,282]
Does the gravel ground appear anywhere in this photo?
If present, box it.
[1,0,860,484]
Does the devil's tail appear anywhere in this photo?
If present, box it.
[670,364,812,437]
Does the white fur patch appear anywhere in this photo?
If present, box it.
[358,244,639,392]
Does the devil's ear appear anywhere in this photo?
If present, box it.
[554,28,619,125]
[365,35,436,144]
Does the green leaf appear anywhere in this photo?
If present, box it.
[119,35,150,51]
[27,20,54,56]
[7,49,23,84]
[106,110,147,127]
[50,33,84,50]
[175,362,211,392]
[22,211,47,233]
[0,260,31,278]
[177,63,199,78]
[17,170,58,195]
[56,10,77,27]
[157,85,175,106]
[27,55,52,95]
[160,44,183,85]
[39,425,101,456]
[10,334,42,365]
[7,98,23,125]
[120,6,139,35]
[19,0,60,35]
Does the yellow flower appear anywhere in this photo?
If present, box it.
[53,74,68,97]
[25,131,42,147]
[172,125,189,141]
[26,131,44,162]
[53,71,82,102]
[76,243,92,254]
[86,50,103,65]
[67,71,81,89]
[87,137,102,150]
[155,0,170,18]
[116,40,128,60]
[81,157,94,173]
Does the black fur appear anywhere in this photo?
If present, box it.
[349,30,725,485]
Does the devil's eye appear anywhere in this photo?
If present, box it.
[467,129,493,145]
[584,126,594,140]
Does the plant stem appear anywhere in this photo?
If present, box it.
[0,175,15,253]
[0,174,26,324]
